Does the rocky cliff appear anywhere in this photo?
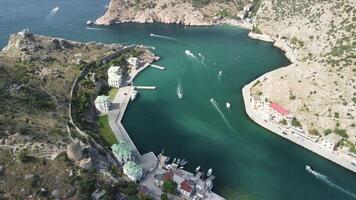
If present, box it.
[96,0,251,26]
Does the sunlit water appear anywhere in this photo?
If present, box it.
[1,0,355,199]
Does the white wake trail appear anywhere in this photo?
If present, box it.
[198,53,206,65]
[46,7,59,20]
[150,33,177,41]
[176,79,183,99]
[306,166,356,199]
[85,27,105,31]
[185,50,200,63]
[210,98,235,131]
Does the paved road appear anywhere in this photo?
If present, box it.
[242,81,356,173]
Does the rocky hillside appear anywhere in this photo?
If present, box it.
[0,30,156,199]
[251,0,356,143]
[96,0,253,25]
[0,29,120,158]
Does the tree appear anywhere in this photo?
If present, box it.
[78,174,96,200]
[291,117,301,127]
[160,193,168,200]
[309,129,319,136]
[162,180,177,194]
[279,119,287,126]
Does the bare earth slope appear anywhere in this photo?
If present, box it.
[96,0,250,26]
[251,0,356,143]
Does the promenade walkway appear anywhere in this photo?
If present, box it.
[242,81,356,173]
[108,86,141,157]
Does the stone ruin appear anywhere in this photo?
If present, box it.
[66,141,83,162]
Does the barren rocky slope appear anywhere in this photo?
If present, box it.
[96,0,252,26]
[251,0,356,144]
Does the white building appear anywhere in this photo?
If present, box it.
[94,95,111,112]
[321,134,341,152]
[127,56,139,69]
[108,66,123,88]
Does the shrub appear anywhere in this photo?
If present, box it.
[323,129,332,135]
[162,180,177,194]
[160,193,168,200]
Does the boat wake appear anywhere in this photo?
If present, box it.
[150,33,177,41]
[185,50,200,63]
[218,70,223,82]
[46,7,59,20]
[198,53,206,65]
[210,98,234,131]
[85,27,105,31]
[306,165,356,199]
[176,79,183,99]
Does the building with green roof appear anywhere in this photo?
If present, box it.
[123,161,143,182]
[111,140,135,163]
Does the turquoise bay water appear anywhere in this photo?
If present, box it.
[1,0,355,199]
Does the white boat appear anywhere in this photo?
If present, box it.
[180,159,188,166]
[226,102,231,109]
[86,20,94,25]
[131,90,138,101]
[172,158,177,163]
[207,168,213,176]
[305,165,313,173]
[195,166,201,172]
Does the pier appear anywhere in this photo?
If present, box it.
[135,86,157,90]
[150,64,165,70]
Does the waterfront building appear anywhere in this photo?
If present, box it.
[108,66,123,88]
[123,161,143,182]
[94,95,111,112]
[179,179,194,197]
[321,134,342,152]
[268,102,292,121]
[111,141,136,164]
[127,56,139,69]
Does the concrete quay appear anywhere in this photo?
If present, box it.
[242,81,356,173]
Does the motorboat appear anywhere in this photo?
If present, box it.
[207,168,213,176]
[226,102,231,109]
[131,90,138,101]
[86,20,94,25]
[195,166,201,172]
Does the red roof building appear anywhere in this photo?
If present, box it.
[164,170,174,181]
[269,102,290,116]
[180,179,193,193]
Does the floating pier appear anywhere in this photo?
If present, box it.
[150,64,165,70]
[135,86,157,90]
